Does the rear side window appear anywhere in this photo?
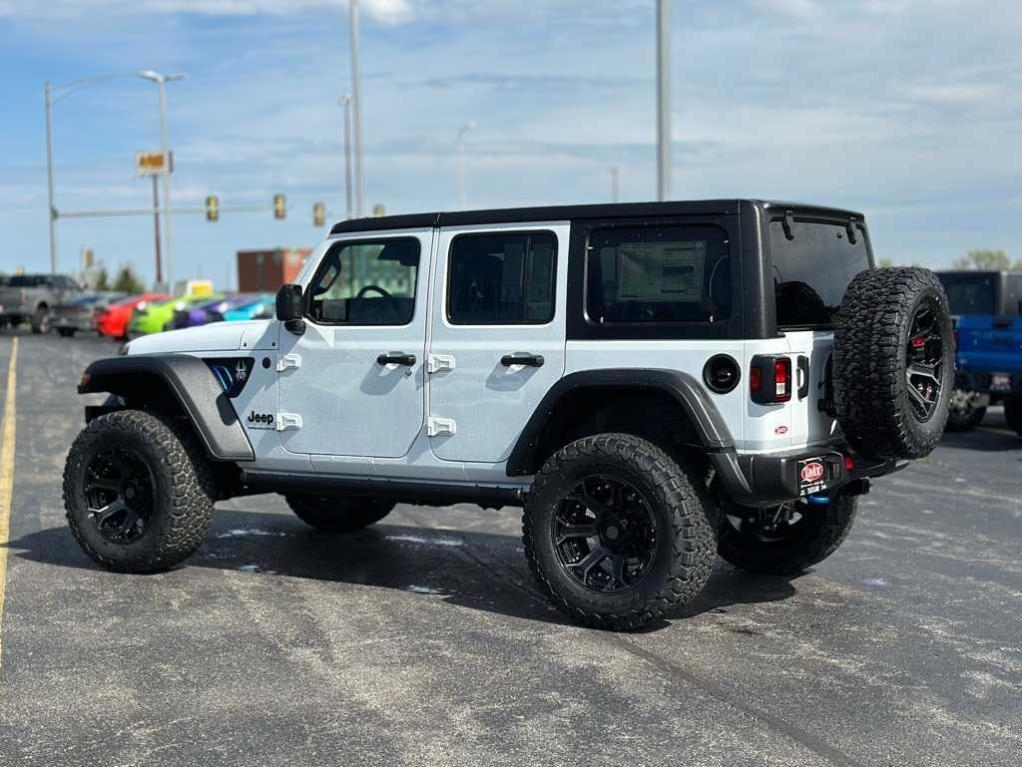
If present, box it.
[937,273,997,315]
[307,238,419,326]
[769,218,871,327]
[585,225,731,324]
[447,231,557,325]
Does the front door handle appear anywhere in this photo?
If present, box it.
[501,352,545,368]
[377,352,417,366]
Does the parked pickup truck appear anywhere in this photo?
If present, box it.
[937,271,1022,435]
[0,274,84,333]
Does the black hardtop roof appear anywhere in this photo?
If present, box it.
[329,199,865,235]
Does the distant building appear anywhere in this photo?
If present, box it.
[237,247,311,292]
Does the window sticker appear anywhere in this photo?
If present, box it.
[617,241,706,302]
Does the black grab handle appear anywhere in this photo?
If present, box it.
[501,352,545,368]
[377,352,417,366]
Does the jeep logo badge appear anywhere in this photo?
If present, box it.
[247,411,275,429]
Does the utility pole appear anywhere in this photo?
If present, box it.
[151,176,162,284]
[456,121,476,209]
[340,95,354,220]
[139,70,184,289]
[44,82,58,275]
[349,0,364,217]
[610,166,620,203]
[656,0,672,201]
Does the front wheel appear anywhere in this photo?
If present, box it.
[63,410,216,573]
[717,495,857,575]
[523,434,715,631]
[57,327,76,338]
[284,494,395,531]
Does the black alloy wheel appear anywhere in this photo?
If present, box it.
[551,474,658,593]
[83,446,157,545]
[905,303,945,422]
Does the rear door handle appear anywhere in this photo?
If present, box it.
[377,352,416,366]
[501,352,545,368]
[797,355,810,400]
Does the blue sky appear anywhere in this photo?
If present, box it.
[1,0,1020,287]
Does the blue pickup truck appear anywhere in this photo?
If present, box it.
[937,271,1022,435]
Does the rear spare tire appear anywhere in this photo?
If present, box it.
[833,267,953,459]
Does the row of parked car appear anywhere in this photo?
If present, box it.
[0,273,274,340]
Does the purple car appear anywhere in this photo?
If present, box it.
[172,294,257,329]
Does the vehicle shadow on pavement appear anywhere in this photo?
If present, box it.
[939,428,1022,452]
[4,508,800,630]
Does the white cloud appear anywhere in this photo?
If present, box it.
[0,0,414,24]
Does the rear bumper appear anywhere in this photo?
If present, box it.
[53,315,94,332]
[955,370,1022,396]
[710,445,903,507]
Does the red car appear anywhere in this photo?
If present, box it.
[96,293,169,340]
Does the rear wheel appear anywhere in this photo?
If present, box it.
[717,496,858,575]
[1004,396,1022,437]
[946,389,988,432]
[523,433,715,631]
[284,494,395,532]
[31,308,50,334]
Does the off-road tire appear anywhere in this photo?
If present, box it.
[833,267,954,459]
[1004,396,1022,437]
[63,409,216,573]
[31,308,50,334]
[523,433,715,631]
[284,494,395,532]
[57,327,76,338]
[717,496,857,575]
[946,389,988,432]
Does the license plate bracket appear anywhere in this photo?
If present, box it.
[798,456,830,496]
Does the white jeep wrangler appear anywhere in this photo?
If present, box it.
[64,200,954,630]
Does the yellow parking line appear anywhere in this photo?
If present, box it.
[0,337,19,670]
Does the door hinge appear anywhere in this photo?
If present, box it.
[427,417,456,437]
[276,353,301,372]
[426,354,456,374]
[276,413,303,431]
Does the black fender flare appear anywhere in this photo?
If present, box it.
[505,368,735,476]
[78,355,255,462]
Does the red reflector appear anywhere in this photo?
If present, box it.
[844,455,855,473]
[912,336,926,348]
[750,366,762,393]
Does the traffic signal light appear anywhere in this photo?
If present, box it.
[205,195,219,222]
[313,202,326,227]
[273,194,286,220]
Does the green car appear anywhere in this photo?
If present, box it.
[129,293,222,336]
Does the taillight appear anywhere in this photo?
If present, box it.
[750,355,792,404]
[774,358,791,401]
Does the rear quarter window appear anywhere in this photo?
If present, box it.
[769,217,871,327]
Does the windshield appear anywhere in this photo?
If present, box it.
[8,275,47,287]
[937,273,997,315]
[769,217,871,327]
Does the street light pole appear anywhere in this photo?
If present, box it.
[610,166,620,203]
[340,95,354,220]
[44,82,58,275]
[349,0,364,218]
[656,0,672,201]
[456,121,476,210]
[139,70,184,290]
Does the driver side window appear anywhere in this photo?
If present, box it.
[307,238,420,326]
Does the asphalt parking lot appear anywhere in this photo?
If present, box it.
[0,332,1019,767]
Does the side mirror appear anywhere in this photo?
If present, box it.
[276,284,306,335]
